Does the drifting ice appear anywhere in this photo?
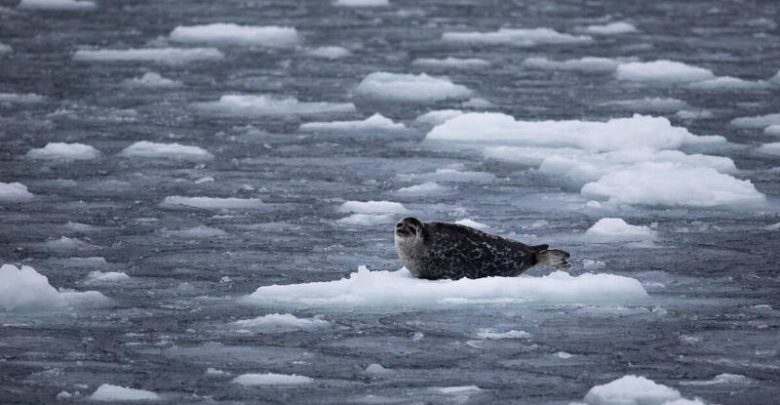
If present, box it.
[355,72,472,102]
[0,264,107,312]
[27,142,100,160]
[170,24,300,48]
[120,141,213,161]
[194,94,356,117]
[73,48,224,64]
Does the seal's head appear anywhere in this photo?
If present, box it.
[395,217,424,241]
[394,217,427,277]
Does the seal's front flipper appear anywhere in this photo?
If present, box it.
[535,249,571,270]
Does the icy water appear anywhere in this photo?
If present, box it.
[1,0,780,404]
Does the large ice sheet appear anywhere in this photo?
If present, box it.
[355,72,472,102]
[0,264,107,312]
[193,94,356,117]
[170,24,300,48]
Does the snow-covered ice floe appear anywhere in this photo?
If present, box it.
[580,375,705,405]
[84,271,130,285]
[411,57,490,69]
[120,141,213,161]
[233,313,330,332]
[757,142,780,156]
[0,264,108,312]
[583,21,637,35]
[730,112,780,129]
[396,182,450,197]
[0,43,11,53]
[585,218,657,242]
[397,168,495,183]
[0,182,34,202]
[304,46,352,59]
[337,200,408,226]
[240,266,648,307]
[688,76,770,91]
[124,72,182,88]
[170,24,300,48]
[232,373,313,385]
[442,28,591,46]
[27,142,100,161]
[334,0,389,7]
[88,384,159,401]
[354,72,472,102]
[0,92,45,104]
[163,226,227,238]
[616,60,715,83]
[73,47,224,64]
[679,373,750,386]
[161,196,265,210]
[523,57,627,72]
[193,94,355,117]
[299,113,405,132]
[18,0,95,11]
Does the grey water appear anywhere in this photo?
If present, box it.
[1,0,779,403]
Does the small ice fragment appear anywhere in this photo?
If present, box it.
[161,196,264,210]
[85,271,130,284]
[731,113,780,129]
[193,94,355,117]
[206,367,229,376]
[355,72,472,102]
[415,109,464,126]
[170,24,300,48]
[680,373,750,386]
[337,213,395,226]
[0,182,34,202]
[584,22,637,35]
[396,182,449,196]
[365,363,391,374]
[233,313,330,331]
[305,46,352,59]
[338,200,408,215]
[556,351,573,359]
[616,60,715,83]
[476,328,531,339]
[757,142,780,156]
[27,142,100,160]
[764,125,780,136]
[88,384,159,401]
[120,141,213,161]
[300,113,405,131]
[582,259,606,269]
[232,373,313,385]
[443,28,591,46]
[412,57,490,69]
[124,72,182,88]
[585,218,657,242]
[0,92,45,103]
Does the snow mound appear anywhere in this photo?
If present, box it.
[0,182,34,202]
[616,60,715,83]
[581,162,765,208]
[355,72,472,102]
[731,113,780,129]
[0,264,108,312]
[232,373,313,385]
[0,92,45,103]
[194,94,355,117]
[338,200,408,215]
[27,142,100,161]
[412,57,490,69]
[305,46,352,59]
[161,196,265,210]
[582,375,704,405]
[170,24,300,48]
[89,384,159,401]
[396,182,449,196]
[443,28,591,46]
[300,113,405,131]
[415,109,464,126]
[163,226,227,238]
[124,72,182,88]
[85,271,130,284]
[398,168,495,183]
[18,0,95,10]
[337,213,396,226]
[757,142,780,155]
[523,57,623,72]
[233,313,330,332]
[241,266,648,307]
[476,329,530,339]
[454,218,489,230]
[584,22,637,35]
[73,48,224,64]
[585,218,657,242]
[120,141,213,161]
[688,76,769,91]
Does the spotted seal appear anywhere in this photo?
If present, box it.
[394,217,570,280]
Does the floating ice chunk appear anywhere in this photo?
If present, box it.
[170,24,300,48]
[757,142,780,155]
[305,46,352,59]
[412,57,491,69]
[0,43,11,53]
[124,72,182,88]
[355,72,472,102]
[193,94,355,117]
[300,113,405,131]
[27,142,100,161]
[241,266,648,307]
[676,110,714,120]
[443,28,591,46]
[43,236,100,251]
[88,384,159,401]
[120,141,213,161]
[396,182,449,196]
[476,328,531,339]
[398,168,495,183]
[584,22,637,35]
[0,264,107,312]
[462,97,493,108]
[581,162,765,208]
[161,196,265,210]
[771,70,780,83]
[680,373,750,386]
[556,351,574,359]
[730,113,780,129]
[18,0,95,10]
[0,182,34,202]
[616,60,715,83]
[0,92,45,103]
[334,0,389,7]
[585,218,657,242]
[765,125,780,136]
[523,56,623,72]
[599,98,689,112]
[163,226,227,238]
[583,375,682,405]
[415,109,464,126]
[232,373,313,385]
[434,386,482,394]
[454,219,489,230]
[365,363,391,374]
[205,367,229,376]
[688,76,769,90]
[338,200,408,214]
[84,271,130,284]
[337,213,395,226]
[233,313,330,332]
[73,47,224,64]
[61,257,108,267]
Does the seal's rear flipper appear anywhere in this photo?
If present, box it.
[535,249,571,270]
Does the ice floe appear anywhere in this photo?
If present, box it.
[73,47,224,64]
[0,182,34,202]
[731,112,780,129]
[397,168,495,183]
[193,94,355,117]
[396,181,449,197]
[305,46,352,59]
[162,226,227,238]
[124,72,182,88]
[232,373,313,385]
[337,213,396,226]
[523,57,625,72]
[443,28,591,46]
[233,313,330,332]
[688,76,769,91]
[412,57,490,69]
[241,266,648,307]
[583,21,637,35]
[757,142,780,155]
[43,236,100,251]
[415,109,464,126]
[616,60,715,83]
[120,141,213,161]
[765,125,780,136]
[84,271,130,284]
[299,113,405,131]
[338,200,408,215]
[585,218,657,242]
[161,196,265,210]
[0,43,11,53]
[27,142,100,161]
[581,375,703,405]
[599,97,689,112]
[476,329,530,339]
[0,264,107,312]
[170,24,300,48]
[18,0,95,10]
[335,0,389,7]
[355,72,472,102]
[0,92,45,104]
[88,384,159,401]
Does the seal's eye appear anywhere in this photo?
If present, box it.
[396,223,403,229]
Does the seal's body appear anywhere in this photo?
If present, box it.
[394,217,570,280]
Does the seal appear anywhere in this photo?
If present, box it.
[394,217,570,280]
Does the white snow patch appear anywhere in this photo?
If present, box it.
[232,373,313,385]
[163,226,227,238]
[443,28,591,46]
[120,141,213,161]
[415,109,464,126]
[73,48,223,64]
[757,142,780,155]
[0,182,34,202]
[412,57,490,69]
[731,113,780,129]
[338,200,408,215]
[233,313,330,332]
[600,98,689,112]
[124,72,182,88]
[396,182,449,196]
[88,384,159,401]
[585,218,657,242]
[584,22,637,35]
[84,271,130,284]
[241,266,648,307]
[355,72,472,102]
[170,24,300,48]
[680,373,750,386]
[398,168,495,183]
[523,56,624,72]
[688,76,769,91]
[616,60,715,83]
[0,264,107,312]
[161,196,265,210]
[476,328,531,339]
[300,113,405,131]
[18,0,95,10]
[334,0,389,7]
[193,94,355,117]
[0,92,45,103]
[764,125,780,136]
[305,46,352,59]
[27,143,100,161]
[582,375,706,405]
[454,218,489,230]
